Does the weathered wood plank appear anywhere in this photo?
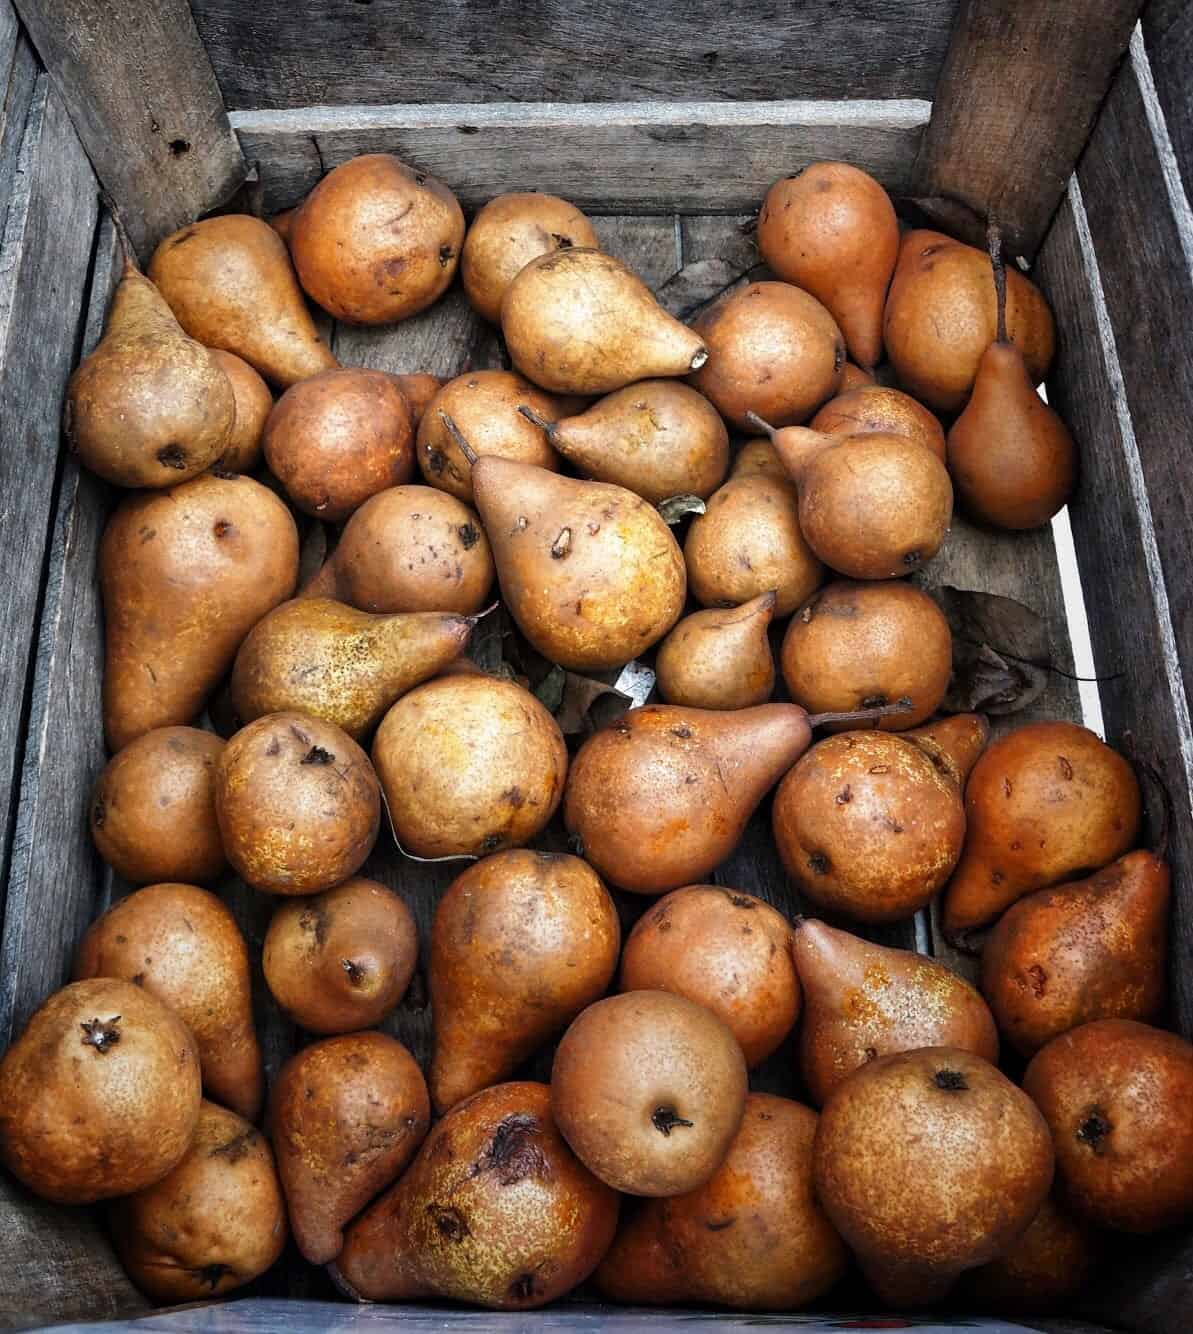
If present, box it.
[912,0,1143,259]
[1144,0,1193,201]
[234,99,929,216]
[13,0,245,260]
[0,34,37,236]
[193,0,957,111]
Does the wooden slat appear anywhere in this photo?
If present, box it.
[1144,0,1193,200]
[912,0,1143,259]
[0,17,36,234]
[192,0,957,111]
[233,99,929,215]
[13,0,245,260]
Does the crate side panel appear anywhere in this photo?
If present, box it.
[1144,0,1193,201]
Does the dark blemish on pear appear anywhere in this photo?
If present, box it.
[728,894,755,909]
[509,1273,539,1302]
[80,1016,121,1053]
[481,833,504,852]
[429,1205,470,1241]
[341,958,367,987]
[458,522,479,548]
[1058,755,1074,780]
[477,1115,547,1185]
[210,1129,256,1163]
[1077,1110,1112,1154]
[934,1069,968,1091]
[705,1217,735,1231]
[301,746,334,765]
[835,786,852,805]
[438,245,454,266]
[808,852,830,875]
[92,799,106,828]
[157,444,187,470]
[194,1264,228,1289]
[671,726,692,739]
[213,520,232,538]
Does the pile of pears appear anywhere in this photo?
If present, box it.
[2,150,1183,1319]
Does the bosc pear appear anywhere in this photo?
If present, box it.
[231,597,473,739]
[501,247,707,394]
[149,214,338,388]
[655,592,777,710]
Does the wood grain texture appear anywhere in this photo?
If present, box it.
[1144,0,1193,200]
[13,0,245,260]
[193,0,957,111]
[233,99,929,215]
[0,21,36,237]
[912,0,1144,258]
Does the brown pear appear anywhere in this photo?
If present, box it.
[840,362,876,391]
[392,371,444,428]
[564,701,893,895]
[1024,1019,1193,1233]
[75,883,263,1121]
[792,918,999,1105]
[655,592,777,710]
[814,1047,1054,1306]
[109,1100,286,1300]
[690,280,845,429]
[810,384,946,460]
[304,484,494,616]
[942,721,1141,941]
[264,878,418,1034]
[620,886,799,1067]
[212,350,272,473]
[596,1093,846,1309]
[430,850,620,1113]
[523,379,730,504]
[502,247,708,394]
[469,452,686,671]
[905,711,992,788]
[65,252,235,487]
[983,850,1169,1057]
[101,473,299,752]
[773,719,987,923]
[149,213,338,387]
[462,192,600,323]
[373,674,567,858]
[948,230,1077,529]
[883,228,1055,414]
[781,580,952,729]
[231,597,472,740]
[333,1082,619,1307]
[552,992,748,1196]
[271,1033,430,1264]
[732,437,789,480]
[684,460,824,617]
[756,163,898,369]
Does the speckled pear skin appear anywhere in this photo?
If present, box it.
[655,592,777,711]
[333,1082,618,1307]
[810,384,946,460]
[962,1195,1099,1314]
[791,918,998,1105]
[905,712,991,788]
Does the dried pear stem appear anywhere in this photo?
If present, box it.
[806,699,914,728]
[517,404,558,440]
[745,410,777,440]
[987,216,1008,345]
[439,410,478,465]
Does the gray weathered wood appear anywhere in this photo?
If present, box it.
[192,0,957,111]
[1144,0,1193,201]
[232,99,929,215]
[912,0,1144,259]
[13,0,245,260]
[0,16,36,236]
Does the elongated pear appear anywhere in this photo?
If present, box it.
[948,230,1077,529]
[149,214,338,388]
[981,849,1169,1056]
[467,448,686,671]
[101,473,299,752]
[231,597,472,739]
[792,918,999,1105]
[66,253,235,487]
[656,591,777,710]
[501,247,707,394]
[522,380,730,503]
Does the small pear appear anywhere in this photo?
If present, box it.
[757,163,898,369]
[840,362,875,392]
[211,350,272,473]
[467,448,686,671]
[905,712,992,788]
[962,1195,1099,1314]
[231,597,473,740]
[65,247,235,488]
[392,371,444,428]
[792,918,999,1105]
[522,379,730,503]
[948,228,1077,529]
[655,592,777,710]
[942,721,1141,942]
[502,247,707,394]
[981,849,1169,1056]
[149,214,338,388]
[731,438,789,481]
[430,850,620,1113]
[810,384,946,460]
[74,883,264,1121]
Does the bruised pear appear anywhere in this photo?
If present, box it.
[271,1033,429,1264]
[75,883,263,1121]
[149,214,337,387]
[943,721,1141,941]
[792,917,998,1105]
[655,592,777,710]
[101,473,298,751]
[810,384,946,460]
[0,979,200,1204]
[552,992,747,1196]
[502,247,707,394]
[814,1047,1053,1306]
[231,597,472,740]
[596,1094,846,1309]
[430,850,620,1113]
[982,850,1169,1056]
[334,1082,618,1307]
[620,885,799,1067]
[962,1195,1099,1314]
[212,351,272,473]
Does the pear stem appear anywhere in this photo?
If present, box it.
[517,404,557,438]
[744,411,777,441]
[987,217,1008,345]
[102,191,140,276]
[439,411,478,465]
[806,699,914,728]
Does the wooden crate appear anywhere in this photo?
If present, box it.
[0,0,1189,1329]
